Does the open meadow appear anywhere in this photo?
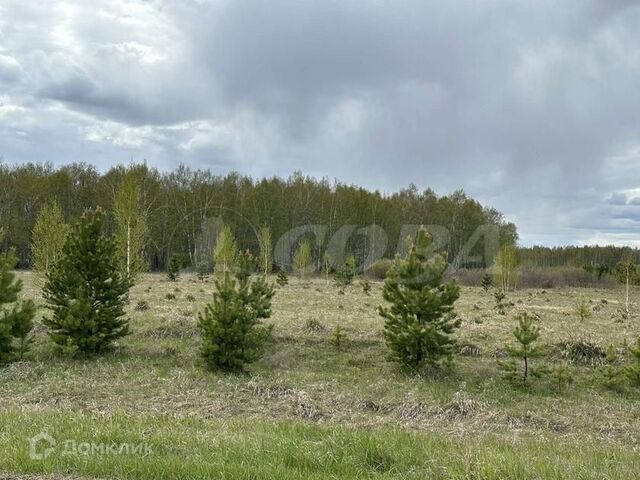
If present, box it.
[1,272,640,479]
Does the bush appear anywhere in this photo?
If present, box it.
[370,259,393,280]
[334,256,357,288]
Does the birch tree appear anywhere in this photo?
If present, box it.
[114,174,148,281]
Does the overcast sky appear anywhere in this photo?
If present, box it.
[1,0,639,246]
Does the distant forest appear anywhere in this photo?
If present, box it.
[0,162,636,271]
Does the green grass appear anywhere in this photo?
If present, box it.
[2,272,640,478]
[3,411,640,479]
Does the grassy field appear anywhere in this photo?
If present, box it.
[1,272,640,479]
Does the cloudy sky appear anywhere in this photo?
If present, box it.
[1,0,639,246]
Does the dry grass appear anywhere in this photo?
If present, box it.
[4,272,640,449]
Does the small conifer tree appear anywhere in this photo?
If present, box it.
[378,227,460,370]
[625,337,640,387]
[334,256,357,288]
[43,208,131,355]
[198,250,275,371]
[0,249,36,363]
[574,297,592,322]
[498,312,547,385]
[167,254,182,281]
[330,324,347,350]
[360,277,371,295]
[481,273,492,293]
[600,345,624,391]
[276,270,289,287]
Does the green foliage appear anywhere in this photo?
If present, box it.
[198,250,275,371]
[378,227,460,370]
[615,254,637,317]
[334,256,357,288]
[330,324,347,350]
[493,244,519,291]
[258,225,272,276]
[167,254,182,281]
[43,208,131,355]
[114,173,148,281]
[31,200,69,283]
[0,163,517,271]
[481,273,492,293]
[0,249,36,363]
[625,338,640,388]
[573,297,592,322]
[493,290,507,315]
[498,312,546,385]
[293,240,313,278]
[214,225,237,276]
[370,259,393,280]
[550,362,574,393]
[276,270,288,287]
[360,278,371,295]
[196,258,213,281]
[600,345,624,391]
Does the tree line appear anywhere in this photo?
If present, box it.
[0,162,517,271]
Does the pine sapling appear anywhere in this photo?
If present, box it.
[625,337,640,387]
[198,250,275,371]
[334,256,357,288]
[550,362,574,393]
[574,297,592,322]
[494,290,507,315]
[276,270,288,287]
[360,277,371,295]
[43,208,131,355]
[600,344,624,392]
[481,273,492,293]
[378,227,460,370]
[167,254,182,281]
[330,324,347,350]
[0,250,36,363]
[498,312,547,385]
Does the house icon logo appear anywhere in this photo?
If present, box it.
[28,432,56,460]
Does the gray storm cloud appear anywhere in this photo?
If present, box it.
[0,0,639,245]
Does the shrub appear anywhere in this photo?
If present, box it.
[43,208,131,355]
[379,227,460,370]
[305,318,325,333]
[198,250,275,371]
[370,259,393,280]
[185,294,196,302]
[165,293,177,301]
[0,249,36,363]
